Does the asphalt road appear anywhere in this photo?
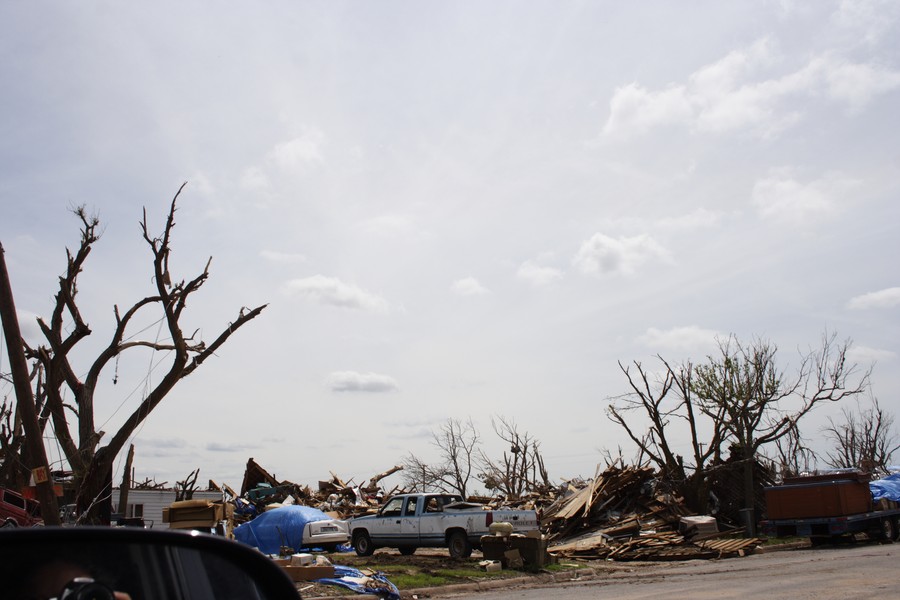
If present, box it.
[468,543,899,599]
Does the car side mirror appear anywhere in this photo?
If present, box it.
[0,526,300,599]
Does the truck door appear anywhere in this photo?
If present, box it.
[399,496,420,545]
[374,496,405,545]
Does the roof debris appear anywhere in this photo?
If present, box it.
[540,464,762,560]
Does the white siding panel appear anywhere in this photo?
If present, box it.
[112,489,225,529]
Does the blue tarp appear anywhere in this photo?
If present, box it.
[316,565,400,600]
[233,505,331,554]
[870,473,900,503]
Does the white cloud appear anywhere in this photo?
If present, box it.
[847,287,900,310]
[602,38,900,139]
[689,38,777,94]
[656,208,721,232]
[328,371,399,393]
[589,210,720,237]
[452,277,490,296]
[847,345,897,364]
[517,260,563,287]
[751,170,859,225]
[637,326,722,352]
[260,250,307,264]
[238,130,325,195]
[832,0,900,45]
[206,442,259,452]
[188,173,215,197]
[15,310,42,343]
[819,58,900,112]
[573,233,672,276]
[239,166,270,191]
[284,275,389,312]
[602,83,693,136]
[269,130,324,169]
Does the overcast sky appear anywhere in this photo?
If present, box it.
[1,1,898,492]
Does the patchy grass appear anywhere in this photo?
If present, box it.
[309,550,589,592]
[759,536,808,546]
[372,563,520,588]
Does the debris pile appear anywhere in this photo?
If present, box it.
[542,465,761,561]
[199,458,763,562]
[236,458,404,522]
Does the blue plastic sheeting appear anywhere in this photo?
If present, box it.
[233,505,330,554]
[233,497,257,518]
[316,565,400,600]
[870,473,900,503]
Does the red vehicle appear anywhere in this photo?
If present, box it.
[0,487,42,526]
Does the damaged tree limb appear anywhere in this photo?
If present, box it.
[7,184,266,523]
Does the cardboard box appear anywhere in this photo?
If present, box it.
[290,553,314,566]
[679,516,718,536]
[483,561,502,572]
[166,500,233,528]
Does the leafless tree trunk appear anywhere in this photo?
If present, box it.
[0,396,28,489]
[117,443,135,517]
[8,184,266,523]
[693,332,870,514]
[824,396,898,474]
[478,416,550,500]
[175,468,200,502]
[608,357,725,513]
[403,418,480,497]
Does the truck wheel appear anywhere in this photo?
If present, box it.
[893,517,900,542]
[878,517,895,542]
[353,531,375,556]
[448,531,472,559]
[398,546,417,556]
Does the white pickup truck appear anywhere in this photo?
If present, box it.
[349,492,539,558]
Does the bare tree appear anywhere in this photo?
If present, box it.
[693,333,869,516]
[400,453,438,493]
[175,468,201,502]
[608,357,725,512]
[7,185,266,523]
[478,416,550,500]
[402,418,480,497]
[0,396,24,488]
[768,424,816,480]
[823,396,899,474]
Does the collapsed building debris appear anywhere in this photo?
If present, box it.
[147,458,762,563]
[237,458,405,522]
[541,464,762,561]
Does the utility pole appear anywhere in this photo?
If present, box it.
[0,242,61,525]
